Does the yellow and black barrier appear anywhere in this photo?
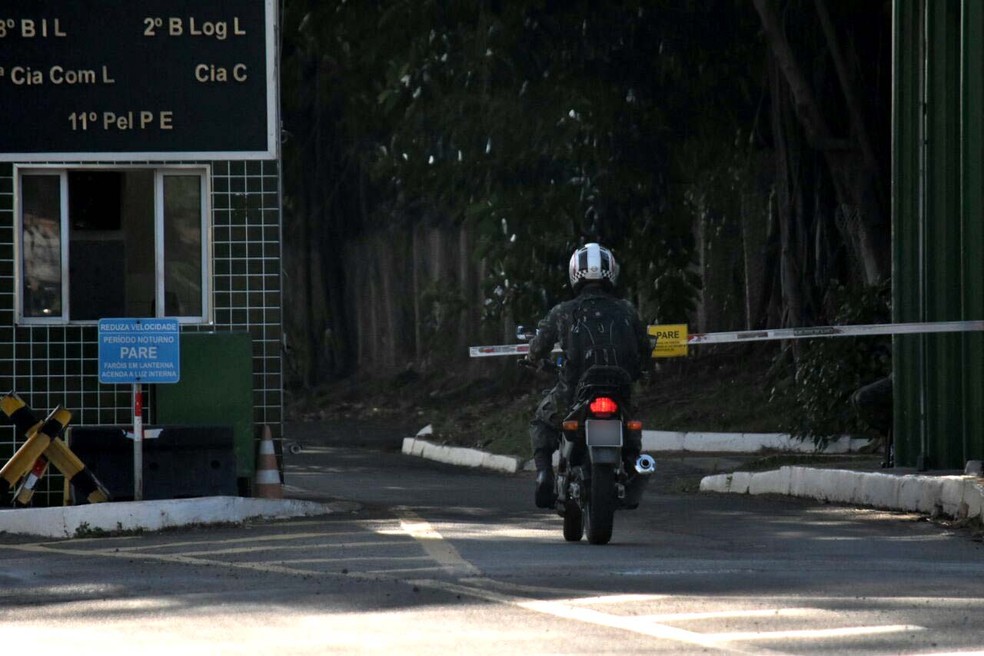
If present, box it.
[0,393,111,505]
[45,437,110,504]
[0,399,71,495]
[13,455,49,507]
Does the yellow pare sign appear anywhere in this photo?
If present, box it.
[647,324,689,358]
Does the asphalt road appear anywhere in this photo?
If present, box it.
[1,420,982,655]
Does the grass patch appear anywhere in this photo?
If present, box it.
[74,521,145,539]
[289,344,877,460]
[738,452,884,472]
[632,347,799,433]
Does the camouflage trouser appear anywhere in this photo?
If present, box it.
[529,382,642,468]
[529,384,572,455]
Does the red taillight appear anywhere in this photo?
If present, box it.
[589,397,618,415]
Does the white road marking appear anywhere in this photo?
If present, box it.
[712,624,925,642]
[410,578,930,654]
[2,519,936,654]
[561,593,672,605]
[636,607,819,622]
[408,579,776,655]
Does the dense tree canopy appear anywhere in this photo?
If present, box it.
[280,0,891,389]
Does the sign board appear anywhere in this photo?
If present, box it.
[0,0,277,161]
[648,324,689,358]
[98,318,180,384]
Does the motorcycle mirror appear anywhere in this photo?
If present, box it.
[516,325,537,342]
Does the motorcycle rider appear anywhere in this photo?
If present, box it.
[524,243,651,508]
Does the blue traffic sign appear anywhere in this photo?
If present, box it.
[98,318,181,384]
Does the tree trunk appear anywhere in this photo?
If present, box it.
[753,0,889,286]
[770,53,805,329]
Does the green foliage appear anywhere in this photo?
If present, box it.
[419,278,468,360]
[281,0,761,327]
[768,281,892,446]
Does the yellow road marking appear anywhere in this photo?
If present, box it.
[174,540,417,557]
[394,507,481,577]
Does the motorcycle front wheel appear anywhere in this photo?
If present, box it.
[584,464,616,545]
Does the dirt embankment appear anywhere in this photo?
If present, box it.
[286,347,820,459]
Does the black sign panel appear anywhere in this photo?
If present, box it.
[0,0,277,161]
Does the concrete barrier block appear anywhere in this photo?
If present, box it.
[643,431,870,454]
[939,476,969,517]
[783,435,827,453]
[820,439,848,454]
[749,433,792,450]
[789,466,828,500]
[858,472,900,509]
[778,466,796,492]
[405,438,427,457]
[964,481,984,519]
[832,470,864,504]
[642,430,686,451]
[916,477,945,514]
[897,475,929,513]
[847,438,875,453]
[698,473,731,493]
[729,471,753,494]
[416,441,434,459]
[466,447,488,468]
[453,446,485,468]
[481,453,521,474]
[419,442,446,464]
[0,497,333,539]
[794,468,859,503]
[748,468,791,495]
[682,432,736,452]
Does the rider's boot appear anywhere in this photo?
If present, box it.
[533,448,557,509]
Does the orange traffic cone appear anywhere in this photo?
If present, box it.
[255,425,283,499]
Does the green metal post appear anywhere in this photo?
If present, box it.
[892,0,925,469]
[894,0,984,469]
[924,1,963,469]
[961,0,984,467]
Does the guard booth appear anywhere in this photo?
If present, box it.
[0,0,283,504]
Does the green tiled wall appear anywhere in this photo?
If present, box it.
[0,160,283,505]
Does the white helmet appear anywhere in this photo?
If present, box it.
[568,243,619,291]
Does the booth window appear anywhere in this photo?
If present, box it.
[16,166,210,324]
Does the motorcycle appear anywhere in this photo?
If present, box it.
[519,327,656,545]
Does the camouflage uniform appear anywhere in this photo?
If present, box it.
[526,284,650,470]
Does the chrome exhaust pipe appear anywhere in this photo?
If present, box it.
[622,455,655,509]
[634,454,656,475]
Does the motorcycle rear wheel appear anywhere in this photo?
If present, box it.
[584,465,616,545]
[562,499,583,542]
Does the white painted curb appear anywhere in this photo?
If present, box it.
[642,430,871,454]
[403,430,872,474]
[0,496,334,539]
[402,437,523,473]
[700,467,984,521]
